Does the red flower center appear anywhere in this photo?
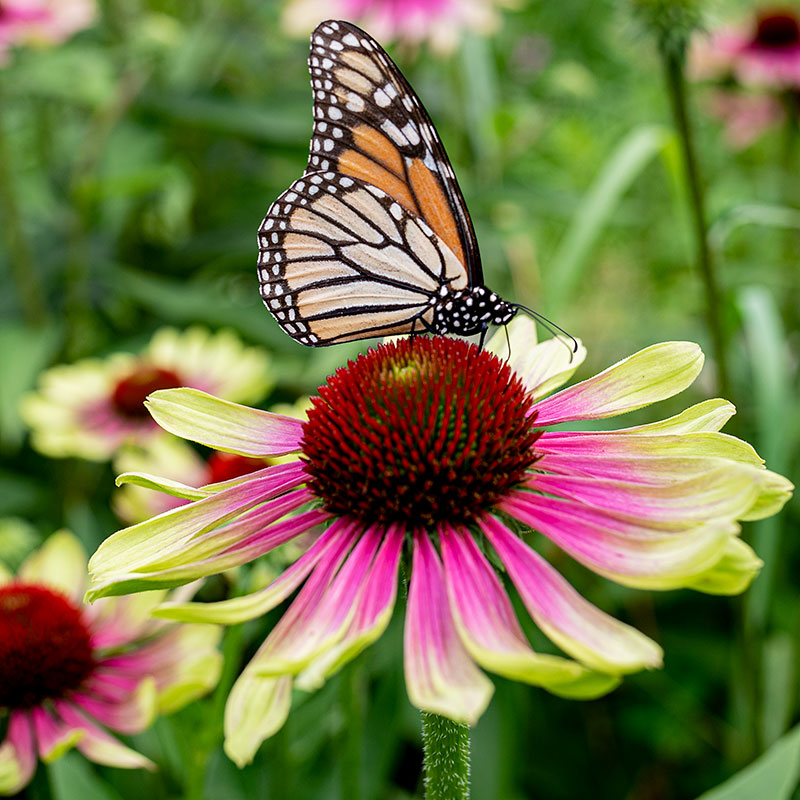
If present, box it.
[753,10,800,48]
[111,366,182,419]
[0,583,95,709]
[206,451,267,484]
[301,336,540,526]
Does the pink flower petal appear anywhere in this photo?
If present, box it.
[439,524,621,697]
[90,463,308,599]
[537,430,763,466]
[69,678,156,735]
[527,465,763,522]
[532,342,703,425]
[500,490,736,589]
[297,523,405,689]
[146,388,304,456]
[0,711,37,795]
[53,702,155,770]
[481,516,663,673]
[153,516,354,624]
[254,521,381,674]
[404,530,493,724]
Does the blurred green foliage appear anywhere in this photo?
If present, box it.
[1,0,798,798]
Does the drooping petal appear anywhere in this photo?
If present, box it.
[740,471,794,521]
[29,706,81,762]
[224,671,292,768]
[615,398,736,434]
[146,388,304,456]
[87,591,169,650]
[297,524,405,690]
[481,516,663,674]
[500,490,738,590]
[252,521,378,676]
[0,712,37,795]
[527,463,765,523]
[404,530,494,725]
[88,466,310,599]
[115,472,211,502]
[532,342,704,425]
[439,525,620,698]
[18,530,87,603]
[153,519,353,624]
[53,703,155,770]
[683,538,763,595]
[537,430,764,467]
[69,678,157,735]
[538,452,748,485]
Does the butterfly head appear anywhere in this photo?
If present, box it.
[431,286,517,337]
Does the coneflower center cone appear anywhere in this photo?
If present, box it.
[112,365,182,419]
[0,584,94,708]
[753,10,800,48]
[301,336,541,526]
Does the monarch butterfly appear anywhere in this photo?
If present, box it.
[257,19,520,347]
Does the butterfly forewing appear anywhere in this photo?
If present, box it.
[305,19,483,284]
[258,170,468,346]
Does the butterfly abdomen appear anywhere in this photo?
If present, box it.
[432,286,517,337]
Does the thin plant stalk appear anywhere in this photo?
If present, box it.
[421,712,470,800]
[0,84,47,326]
[660,46,731,400]
[340,660,364,800]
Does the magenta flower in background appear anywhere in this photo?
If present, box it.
[282,0,515,53]
[690,7,800,147]
[0,532,223,795]
[0,0,95,64]
[20,327,273,461]
[87,320,792,767]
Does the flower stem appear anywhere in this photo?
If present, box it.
[421,712,471,800]
[0,83,47,325]
[660,45,730,399]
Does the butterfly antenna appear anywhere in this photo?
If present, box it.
[511,303,578,361]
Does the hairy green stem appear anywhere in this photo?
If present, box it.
[660,46,730,399]
[421,712,470,800]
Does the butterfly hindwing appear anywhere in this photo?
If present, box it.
[258,170,469,346]
[305,19,483,285]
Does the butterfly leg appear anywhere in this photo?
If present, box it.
[477,324,489,350]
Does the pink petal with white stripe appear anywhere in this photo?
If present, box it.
[0,712,37,795]
[254,522,381,675]
[481,516,663,673]
[146,388,304,456]
[439,525,620,698]
[404,531,493,724]
[297,524,405,689]
[533,342,703,425]
[500,491,736,589]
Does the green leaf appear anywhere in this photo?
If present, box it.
[546,124,676,312]
[0,322,61,450]
[696,723,800,799]
[48,752,122,800]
